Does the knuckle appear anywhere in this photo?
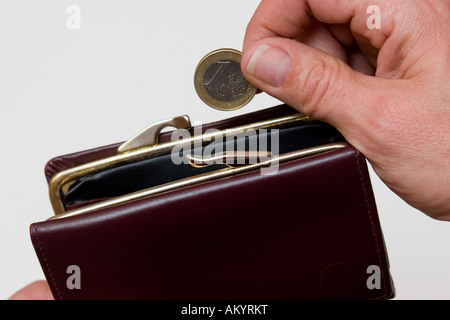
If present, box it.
[295,57,338,118]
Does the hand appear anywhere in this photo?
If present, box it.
[241,0,450,220]
[8,280,53,300]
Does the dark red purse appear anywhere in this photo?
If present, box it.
[31,104,395,300]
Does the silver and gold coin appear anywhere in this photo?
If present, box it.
[194,48,257,111]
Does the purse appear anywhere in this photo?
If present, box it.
[30,104,395,300]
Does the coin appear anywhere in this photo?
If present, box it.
[194,48,257,111]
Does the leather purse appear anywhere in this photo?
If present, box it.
[30,104,395,300]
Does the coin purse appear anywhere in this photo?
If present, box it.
[31,104,395,300]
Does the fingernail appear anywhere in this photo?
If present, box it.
[246,44,291,87]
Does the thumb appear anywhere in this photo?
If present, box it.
[241,37,377,129]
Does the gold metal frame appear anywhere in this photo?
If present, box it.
[48,113,347,221]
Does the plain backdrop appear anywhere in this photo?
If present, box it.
[0,0,449,300]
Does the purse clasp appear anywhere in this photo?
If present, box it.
[118,115,191,153]
[186,151,273,168]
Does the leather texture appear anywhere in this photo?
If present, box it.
[31,145,395,300]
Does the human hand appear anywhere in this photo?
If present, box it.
[8,280,53,300]
[241,0,450,220]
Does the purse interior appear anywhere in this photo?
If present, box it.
[64,121,344,209]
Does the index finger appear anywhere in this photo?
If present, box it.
[243,0,383,50]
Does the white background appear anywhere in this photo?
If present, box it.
[0,0,449,300]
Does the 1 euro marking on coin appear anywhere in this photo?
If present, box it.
[194,49,257,111]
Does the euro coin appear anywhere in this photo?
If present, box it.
[194,48,257,111]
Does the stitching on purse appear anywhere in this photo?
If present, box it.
[32,224,63,300]
[353,149,389,299]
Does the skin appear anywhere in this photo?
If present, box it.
[9,0,449,300]
[8,280,53,300]
[241,0,449,221]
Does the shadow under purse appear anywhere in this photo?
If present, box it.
[30,104,395,300]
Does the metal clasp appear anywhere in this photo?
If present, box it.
[118,115,191,153]
[186,151,273,168]
[48,112,319,219]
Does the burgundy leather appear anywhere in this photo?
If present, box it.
[31,145,395,300]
